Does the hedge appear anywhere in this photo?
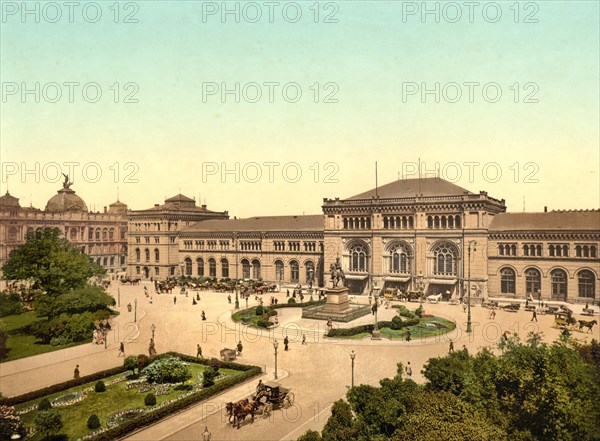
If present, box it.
[326,321,394,337]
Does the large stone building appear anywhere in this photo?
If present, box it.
[168,178,599,303]
[0,183,128,274]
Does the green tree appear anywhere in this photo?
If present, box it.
[34,410,63,439]
[321,400,357,441]
[124,355,138,374]
[35,285,115,318]
[297,430,323,441]
[2,228,105,296]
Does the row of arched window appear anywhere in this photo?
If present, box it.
[88,227,117,241]
[135,248,160,262]
[500,267,595,299]
[383,215,414,229]
[427,215,461,229]
[343,217,372,229]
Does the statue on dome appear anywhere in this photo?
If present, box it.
[62,173,73,190]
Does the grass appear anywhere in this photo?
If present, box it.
[331,316,456,340]
[15,363,242,440]
[0,312,89,362]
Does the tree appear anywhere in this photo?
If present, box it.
[321,400,357,441]
[297,430,323,441]
[35,285,115,318]
[0,331,10,361]
[2,228,105,296]
[34,410,63,439]
[124,355,138,374]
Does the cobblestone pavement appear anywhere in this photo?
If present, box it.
[1,282,597,440]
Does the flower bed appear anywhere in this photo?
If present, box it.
[106,408,147,428]
[51,391,87,407]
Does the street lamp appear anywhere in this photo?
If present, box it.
[467,240,477,333]
[235,284,240,309]
[202,426,211,441]
[350,350,356,388]
[118,288,120,308]
[538,289,542,308]
[134,298,138,323]
[371,297,381,340]
[104,330,107,349]
[273,340,279,379]
[245,291,249,310]
[151,323,156,340]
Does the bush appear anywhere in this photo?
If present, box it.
[144,393,157,406]
[415,305,424,318]
[31,312,96,344]
[137,354,150,372]
[202,369,217,388]
[0,292,24,317]
[142,356,191,384]
[94,381,106,392]
[87,414,101,429]
[255,305,264,316]
[34,410,62,439]
[124,355,138,374]
[288,298,296,304]
[38,398,52,411]
[257,319,272,328]
[174,384,193,391]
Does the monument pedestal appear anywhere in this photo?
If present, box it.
[323,287,350,313]
[371,328,382,340]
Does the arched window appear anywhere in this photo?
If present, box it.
[551,269,568,300]
[305,261,315,283]
[70,228,77,240]
[290,260,299,282]
[103,257,108,266]
[95,230,100,240]
[88,228,94,240]
[433,243,457,276]
[110,257,115,266]
[525,268,541,295]
[102,229,107,240]
[184,257,192,276]
[154,248,160,262]
[144,248,150,262]
[209,258,216,277]
[8,227,18,242]
[427,216,433,229]
[578,270,595,298]
[221,258,229,278]
[349,243,368,272]
[389,243,410,274]
[275,260,284,281]
[252,259,261,279]
[197,258,204,276]
[241,259,250,279]
[135,248,140,262]
[500,268,516,294]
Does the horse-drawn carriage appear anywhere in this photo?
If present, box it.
[254,381,294,417]
[220,348,237,361]
[554,312,577,330]
[501,303,520,312]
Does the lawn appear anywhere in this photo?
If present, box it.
[0,312,88,362]
[15,363,242,440]
[329,316,456,340]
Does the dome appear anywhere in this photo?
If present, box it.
[108,200,128,215]
[45,188,88,213]
[0,191,20,208]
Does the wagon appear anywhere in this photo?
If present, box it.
[554,312,577,330]
[220,348,237,361]
[255,381,294,417]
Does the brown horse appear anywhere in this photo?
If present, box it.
[226,399,249,424]
[578,319,597,333]
[232,400,259,429]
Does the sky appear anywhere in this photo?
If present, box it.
[1,0,598,217]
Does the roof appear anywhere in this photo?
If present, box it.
[490,211,600,231]
[165,194,195,203]
[45,188,88,213]
[0,191,20,207]
[183,215,323,233]
[347,178,474,200]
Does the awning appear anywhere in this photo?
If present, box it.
[428,278,457,285]
[345,274,369,280]
[384,276,411,282]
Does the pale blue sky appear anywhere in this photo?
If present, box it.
[1,1,598,216]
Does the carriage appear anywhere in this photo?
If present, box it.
[220,348,237,361]
[554,312,577,330]
[255,382,294,417]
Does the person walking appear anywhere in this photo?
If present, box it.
[405,361,413,378]
[118,341,125,357]
[406,329,412,342]
[284,335,289,351]
[74,364,80,379]
[302,334,307,345]
[462,345,469,355]
[237,340,243,355]
[173,296,177,305]
[491,309,496,320]
[531,309,537,322]
[449,340,454,354]
[228,294,232,304]
[201,310,206,321]
[196,344,203,358]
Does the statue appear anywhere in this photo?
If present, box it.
[62,173,73,190]
[329,257,345,288]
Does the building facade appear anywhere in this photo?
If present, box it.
[0,184,128,274]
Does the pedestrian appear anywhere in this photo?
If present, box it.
[228,294,232,304]
[462,345,469,355]
[287,289,290,297]
[237,340,243,355]
[201,310,206,321]
[491,309,496,320]
[327,318,333,330]
[302,334,307,345]
[74,364,80,379]
[463,302,467,313]
[449,340,454,353]
[197,293,200,301]
[196,344,203,358]
[406,329,411,342]
[284,335,289,351]
[118,341,125,357]
[405,361,413,378]
[173,296,177,305]
[531,309,537,322]
[150,296,153,304]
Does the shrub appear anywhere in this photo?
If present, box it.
[202,369,217,388]
[257,318,272,328]
[34,410,62,439]
[38,398,52,411]
[0,292,24,317]
[255,305,264,316]
[137,354,150,372]
[144,393,157,406]
[124,355,138,374]
[94,381,106,392]
[288,298,296,304]
[87,414,101,429]
[415,305,424,318]
[174,384,193,391]
[142,356,191,384]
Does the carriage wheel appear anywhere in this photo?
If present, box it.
[262,403,273,418]
[285,392,295,407]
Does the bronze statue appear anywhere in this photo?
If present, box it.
[62,173,73,190]
[329,258,345,288]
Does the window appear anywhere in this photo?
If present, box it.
[135,248,140,262]
[305,261,315,283]
[110,257,115,266]
[109,228,114,240]
[184,257,192,276]
[551,269,568,300]
[241,259,250,279]
[145,248,150,262]
[433,243,457,276]
[135,237,141,244]
[389,243,410,274]
[197,258,204,276]
[252,259,261,279]
[221,258,229,278]
[154,248,160,262]
[155,267,160,275]
[275,260,284,281]
[290,260,299,282]
[349,243,368,272]
[209,258,216,277]
[578,270,595,298]
[500,268,516,294]
[525,268,541,295]
[155,237,160,244]
[88,228,94,240]
[136,266,140,275]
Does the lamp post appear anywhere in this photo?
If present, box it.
[467,240,477,333]
[245,291,248,309]
[235,284,240,309]
[350,350,356,388]
[151,323,156,340]
[273,340,279,379]
[538,289,542,308]
[202,426,211,441]
[104,330,107,349]
[134,298,138,323]
[416,272,425,302]
[371,295,381,340]
[118,288,120,308]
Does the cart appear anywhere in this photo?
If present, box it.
[255,381,294,417]
[220,348,237,361]
[554,312,576,330]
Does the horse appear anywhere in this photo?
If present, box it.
[226,399,249,424]
[578,319,597,333]
[232,400,259,429]
[427,293,442,304]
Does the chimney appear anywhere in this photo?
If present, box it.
[201,204,207,209]
[544,206,547,212]
[154,204,159,207]
[103,206,107,213]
